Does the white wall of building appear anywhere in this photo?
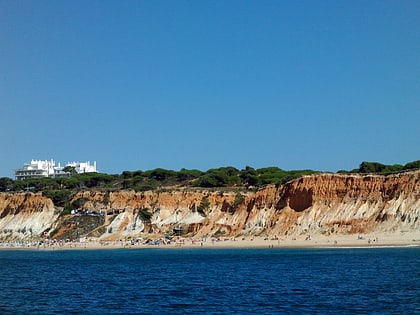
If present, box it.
[15,159,98,180]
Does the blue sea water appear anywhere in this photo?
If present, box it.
[0,247,419,314]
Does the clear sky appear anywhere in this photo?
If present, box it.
[1,0,419,177]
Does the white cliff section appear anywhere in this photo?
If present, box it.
[101,211,148,239]
[100,212,124,239]
[0,209,58,240]
[178,211,205,225]
[125,213,146,236]
[155,206,179,224]
[289,194,420,235]
[155,206,205,226]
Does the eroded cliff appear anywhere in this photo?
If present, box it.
[0,193,58,240]
[0,171,418,240]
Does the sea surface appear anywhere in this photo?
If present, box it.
[0,247,419,314]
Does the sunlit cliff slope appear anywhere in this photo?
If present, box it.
[0,171,418,240]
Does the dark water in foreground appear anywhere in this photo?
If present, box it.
[0,247,419,314]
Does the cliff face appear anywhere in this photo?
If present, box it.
[272,172,419,236]
[0,193,58,240]
[0,171,418,240]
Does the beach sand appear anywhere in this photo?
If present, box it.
[1,231,419,250]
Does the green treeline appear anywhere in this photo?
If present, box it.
[0,160,418,199]
[338,160,420,175]
[0,165,317,197]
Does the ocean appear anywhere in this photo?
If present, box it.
[0,247,419,314]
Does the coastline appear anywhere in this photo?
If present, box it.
[1,232,419,251]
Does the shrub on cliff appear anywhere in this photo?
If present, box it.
[0,177,14,192]
[71,197,89,209]
[197,196,210,216]
[240,166,261,187]
[403,160,420,170]
[42,189,72,207]
[133,180,157,192]
[144,168,177,182]
[138,207,153,223]
[196,167,241,187]
[177,169,203,182]
[257,167,287,185]
[73,173,116,188]
[230,193,245,213]
[357,161,414,174]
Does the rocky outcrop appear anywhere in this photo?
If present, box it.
[0,171,418,240]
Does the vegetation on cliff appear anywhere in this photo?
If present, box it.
[0,160,418,212]
[1,165,319,193]
[339,160,420,174]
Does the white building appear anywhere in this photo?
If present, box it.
[15,159,97,180]
[65,161,97,174]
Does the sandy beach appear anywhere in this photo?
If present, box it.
[1,231,419,250]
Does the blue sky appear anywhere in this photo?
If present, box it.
[1,0,419,177]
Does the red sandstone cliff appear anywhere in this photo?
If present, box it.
[0,171,418,240]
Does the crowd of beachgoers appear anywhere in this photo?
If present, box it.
[1,232,419,250]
